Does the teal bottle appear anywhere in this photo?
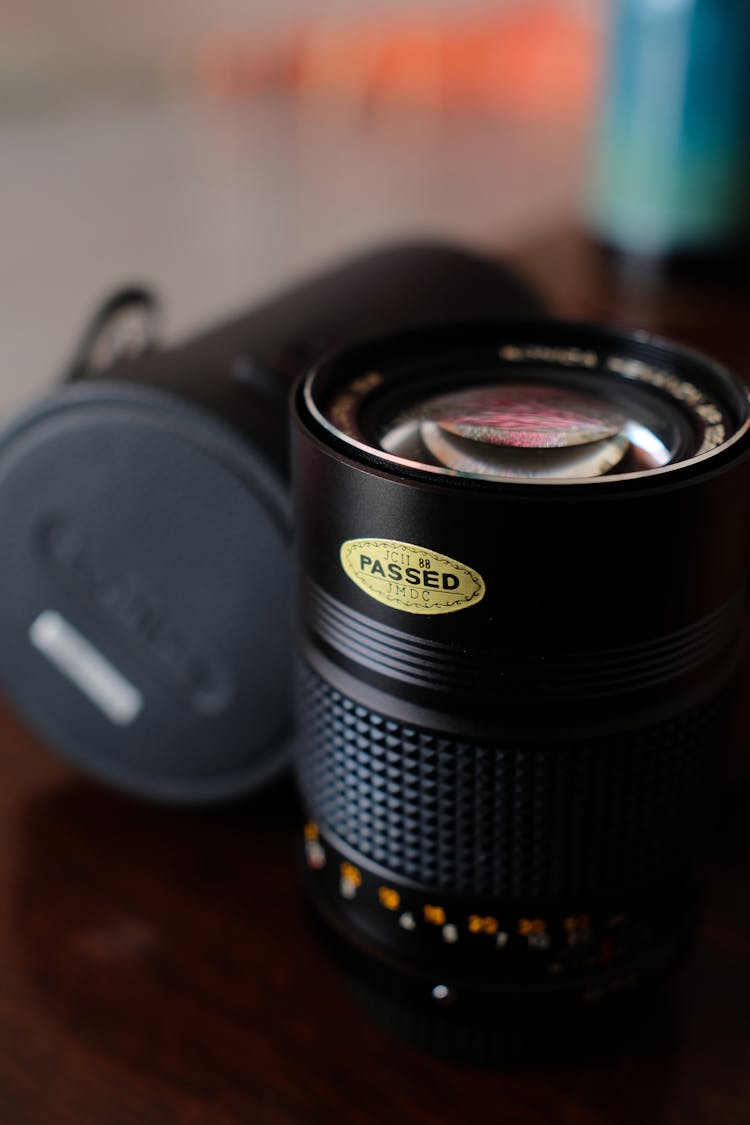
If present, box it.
[590,0,750,260]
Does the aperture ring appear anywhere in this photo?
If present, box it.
[301,823,698,994]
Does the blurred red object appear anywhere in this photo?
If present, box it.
[196,3,598,121]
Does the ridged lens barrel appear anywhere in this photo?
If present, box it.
[291,321,750,1055]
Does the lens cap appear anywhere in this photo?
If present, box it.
[0,383,291,802]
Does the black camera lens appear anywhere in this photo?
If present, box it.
[292,320,750,1055]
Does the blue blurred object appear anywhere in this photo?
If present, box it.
[590,0,750,259]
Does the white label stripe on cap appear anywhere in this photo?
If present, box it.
[29,610,143,726]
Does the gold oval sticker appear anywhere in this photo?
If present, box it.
[340,539,485,616]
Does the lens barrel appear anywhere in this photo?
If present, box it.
[292,320,750,1054]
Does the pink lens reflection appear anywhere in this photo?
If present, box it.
[428,384,626,450]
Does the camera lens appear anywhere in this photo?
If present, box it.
[292,320,750,1056]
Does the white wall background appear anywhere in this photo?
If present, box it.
[0,1,595,414]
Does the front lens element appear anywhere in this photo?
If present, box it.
[312,325,745,484]
[415,384,626,448]
[381,383,642,479]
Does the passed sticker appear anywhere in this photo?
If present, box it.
[339,538,485,616]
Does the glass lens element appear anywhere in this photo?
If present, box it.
[419,384,626,449]
[379,383,668,480]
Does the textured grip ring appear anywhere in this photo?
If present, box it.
[296,660,730,901]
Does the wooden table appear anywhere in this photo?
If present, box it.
[1,232,749,1125]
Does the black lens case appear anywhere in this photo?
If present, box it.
[0,243,542,801]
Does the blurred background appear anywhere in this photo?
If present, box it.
[0,0,601,414]
[4,0,750,415]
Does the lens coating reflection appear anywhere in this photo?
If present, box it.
[419,384,626,449]
[380,381,673,480]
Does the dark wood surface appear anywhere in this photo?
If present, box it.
[2,232,750,1124]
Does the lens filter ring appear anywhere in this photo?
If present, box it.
[301,320,750,487]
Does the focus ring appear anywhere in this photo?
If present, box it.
[295,660,731,900]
